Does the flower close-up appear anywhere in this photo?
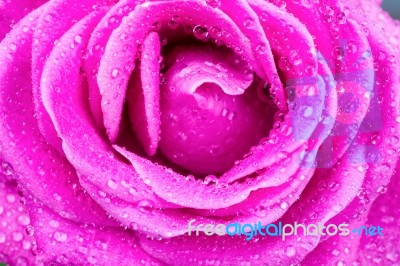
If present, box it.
[0,0,400,265]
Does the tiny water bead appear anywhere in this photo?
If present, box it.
[193,25,209,41]
[54,231,68,242]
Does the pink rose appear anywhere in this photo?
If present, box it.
[1,0,400,265]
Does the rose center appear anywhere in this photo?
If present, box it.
[159,46,274,175]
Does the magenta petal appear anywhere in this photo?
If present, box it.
[26,197,160,265]
[0,0,47,41]
[356,163,400,265]
[115,145,303,213]
[84,0,139,129]
[0,8,113,226]
[127,32,161,156]
[0,175,36,265]
[37,5,202,236]
[219,0,286,108]
[98,0,259,142]
[158,45,270,174]
[31,0,111,153]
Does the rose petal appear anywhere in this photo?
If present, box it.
[0,0,47,41]
[127,32,161,156]
[0,173,36,265]
[25,195,160,265]
[31,0,113,154]
[84,0,139,129]
[98,0,259,142]
[0,6,113,226]
[219,0,286,109]
[38,4,209,237]
[158,45,271,174]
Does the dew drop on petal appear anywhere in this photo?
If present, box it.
[25,225,35,236]
[243,18,255,29]
[0,233,6,243]
[107,179,117,189]
[280,201,289,210]
[205,0,221,8]
[138,199,155,214]
[129,187,137,195]
[193,25,209,40]
[1,162,14,176]
[111,68,120,78]
[74,34,82,44]
[54,231,68,242]
[285,245,296,257]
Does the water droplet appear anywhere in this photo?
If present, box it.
[74,35,82,44]
[303,106,313,117]
[244,18,255,29]
[49,219,60,228]
[18,215,30,226]
[289,50,302,66]
[111,68,120,78]
[285,245,296,257]
[54,231,68,242]
[138,199,154,213]
[228,112,236,121]
[280,201,289,210]
[0,233,6,243]
[344,247,351,254]
[44,14,53,22]
[332,46,344,60]
[129,187,137,195]
[377,185,387,194]
[193,25,209,40]
[204,175,218,185]
[13,232,23,242]
[357,165,364,172]
[1,162,14,176]
[6,194,16,203]
[205,0,221,8]
[256,44,267,55]
[332,249,340,256]
[107,179,117,189]
[168,20,179,30]
[254,205,268,217]
[347,42,358,53]
[278,57,290,71]
[337,261,345,266]
[152,21,161,31]
[107,15,120,29]
[26,225,35,236]
[328,181,340,192]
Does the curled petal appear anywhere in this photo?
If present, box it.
[0,7,113,226]
[127,32,161,156]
